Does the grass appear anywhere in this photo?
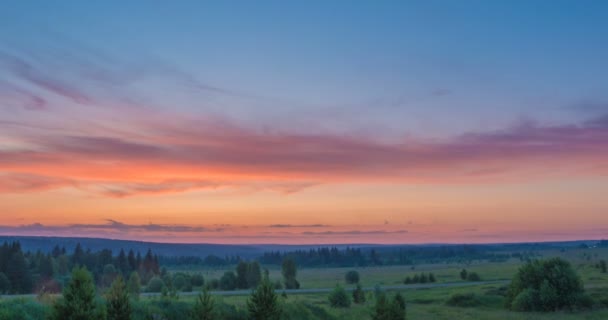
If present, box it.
[163,246,608,319]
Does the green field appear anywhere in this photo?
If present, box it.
[155,246,608,319]
[2,246,607,319]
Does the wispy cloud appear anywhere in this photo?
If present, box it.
[301,230,408,235]
[2,39,608,199]
[268,224,330,228]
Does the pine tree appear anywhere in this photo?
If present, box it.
[52,267,104,320]
[106,275,131,320]
[352,283,366,304]
[191,289,214,320]
[247,277,281,320]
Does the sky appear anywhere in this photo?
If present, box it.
[1,0,608,244]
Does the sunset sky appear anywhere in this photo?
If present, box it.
[1,1,608,244]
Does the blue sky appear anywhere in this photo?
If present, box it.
[3,0,607,137]
[1,1,608,243]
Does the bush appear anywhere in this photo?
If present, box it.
[328,285,351,308]
[505,258,588,312]
[353,284,366,304]
[446,293,483,307]
[173,273,192,292]
[467,272,481,282]
[146,276,165,293]
[220,271,237,291]
[345,270,360,284]
[191,273,205,287]
[0,299,49,320]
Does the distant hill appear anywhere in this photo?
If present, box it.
[0,235,599,258]
[0,236,381,258]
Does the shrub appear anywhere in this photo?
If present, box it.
[146,276,165,293]
[191,273,205,287]
[353,284,366,304]
[247,279,281,320]
[446,293,483,307]
[191,289,214,320]
[220,271,237,291]
[345,270,360,284]
[505,258,589,312]
[467,272,481,282]
[173,273,192,292]
[460,269,468,280]
[328,285,351,308]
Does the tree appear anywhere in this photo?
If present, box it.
[419,273,428,283]
[236,261,248,289]
[6,251,32,293]
[372,292,389,320]
[0,272,9,294]
[282,257,300,289]
[373,292,406,320]
[106,275,131,320]
[428,273,436,283]
[191,273,205,287]
[51,267,105,320]
[220,271,237,290]
[328,284,351,308]
[116,249,129,276]
[352,283,366,304]
[173,272,193,292]
[505,258,589,312]
[247,261,262,289]
[600,260,607,273]
[191,289,214,320]
[467,272,481,282]
[127,272,141,300]
[247,278,281,320]
[146,276,164,293]
[345,270,360,284]
[460,269,468,280]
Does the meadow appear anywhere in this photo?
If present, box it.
[1,245,607,319]
[156,246,608,319]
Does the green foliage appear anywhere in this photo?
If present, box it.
[127,272,140,300]
[191,289,214,320]
[282,257,300,289]
[467,272,481,281]
[0,299,49,320]
[173,272,193,292]
[353,284,366,304]
[345,270,360,284]
[446,293,483,307]
[191,273,205,287]
[372,292,406,320]
[460,269,468,280]
[505,258,589,312]
[146,276,164,293]
[247,278,281,320]
[106,275,131,320]
[600,260,607,273]
[220,271,237,290]
[328,284,351,308]
[0,273,9,294]
[51,266,105,320]
[428,273,436,283]
[247,261,262,289]
[6,251,32,294]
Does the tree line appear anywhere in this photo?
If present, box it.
[0,241,161,294]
